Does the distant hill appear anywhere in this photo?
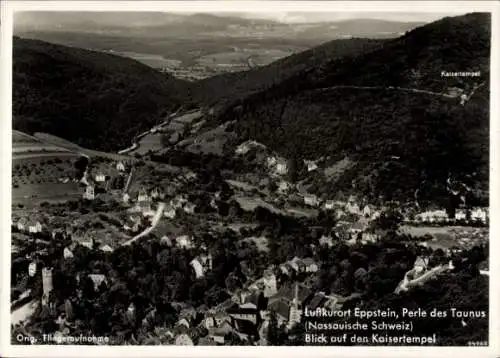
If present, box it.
[213,13,491,203]
[192,38,386,105]
[12,37,194,152]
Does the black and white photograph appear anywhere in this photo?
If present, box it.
[1,0,498,354]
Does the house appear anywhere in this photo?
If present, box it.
[151,187,164,199]
[277,181,291,194]
[304,160,318,172]
[174,333,194,346]
[95,173,106,182]
[414,256,429,273]
[164,206,176,219]
[100,244,114,253]
[137,189,150,203]
[432,210,449,222]
[28,221,43,233]
[175,235,194,249]
[190,258,205,279]
[319,235,334,247]
[288,257,301,272]
[471,208,487,223]
[88,274,107,291]
[184,202,196,214]
[63,247,74,259]
[262,273,278,298]
[455,209,467,221]
[276,162,288,175]
[16,218,28,231]
[361,231,378,243]
[116,161,126,172]
[28,262,37,277]
[302,258,319,273]
[346,202,361,215]
[362,205,372,218]
[227,306,260,326]
[122,193,130,204]
[79,239,94,250]
[479,259,489,276]
[304,194,319,207]
[267,283,309,329]
[83,185,95,200]
[324,200,335,210]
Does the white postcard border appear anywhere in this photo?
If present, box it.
[1,1,499,357]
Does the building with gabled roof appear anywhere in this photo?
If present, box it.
[88,274,107,291]
[414,256,429,273]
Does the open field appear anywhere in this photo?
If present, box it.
[12,182,82,207]
[400,225,489,250]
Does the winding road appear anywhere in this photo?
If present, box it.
[118,109,203,155]
[312,82,486,102]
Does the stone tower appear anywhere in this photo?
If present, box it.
[42,267,53,297]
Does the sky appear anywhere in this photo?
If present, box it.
[231,11,465,23]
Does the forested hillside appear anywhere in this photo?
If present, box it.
[192,38,385,105]
[214,13,490,202]
[13,37,195,152]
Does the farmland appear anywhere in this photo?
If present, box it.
[12,130,86,208]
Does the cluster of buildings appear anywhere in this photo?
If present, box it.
[82,160,130,201]
[13,218,43,234]
[408,207,488,225]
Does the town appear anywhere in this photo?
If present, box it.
[11,121,489,345]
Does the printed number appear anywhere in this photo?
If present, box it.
[468,341,488,346]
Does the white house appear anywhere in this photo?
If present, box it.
[28,262,37,277]
[17,218,28,231]
[276,162,288,175]
[164,206,176,219]
[263,273,278,298]
[116,161,126,172]
[302,258,319,273]
[471,208,487,223]
[362,205,372,218]
[319,235,334,247]
[137,189,150,203]
[414,256,429,273]
[304,160,318,172]
[122,193,130,204]
[63,247,74,259]
[95,173,106,182]
[83,185,95,200]
[100,244,114,253]
[88,274,107,291]
[304,194,319,207]
[184,203,196,214]
[80,240,94,250]
[346,202,361,215]
[190,258,205,279]
[28,221,43,234]
[175,235,194,249]
[324,200,335,210]
[455,209,467,221]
